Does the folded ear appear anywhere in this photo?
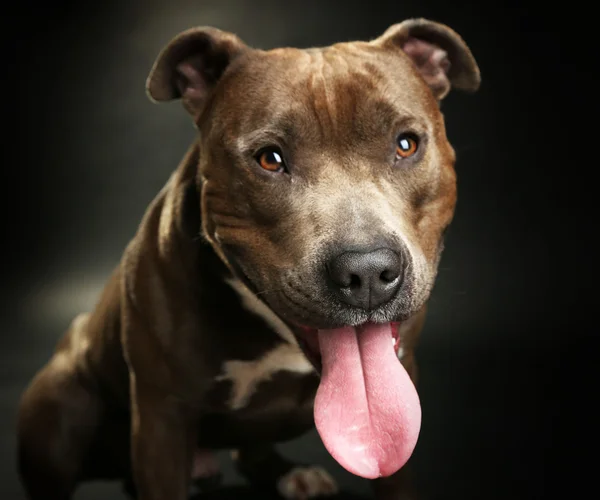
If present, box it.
[376,18,481,100]
[146,27,249,116]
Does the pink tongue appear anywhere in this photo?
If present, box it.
[314,323,421,479]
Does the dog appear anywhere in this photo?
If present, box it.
[17,17,480,500]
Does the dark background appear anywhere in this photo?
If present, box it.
[1,0,597,499]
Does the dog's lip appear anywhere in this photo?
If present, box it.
[293,322,401,373]
[293,327,322,372]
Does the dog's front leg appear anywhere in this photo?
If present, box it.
[130,385,197,500]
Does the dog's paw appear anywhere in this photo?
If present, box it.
[277,466,338,499]
[191,449,220,478]
[190,449,222,493]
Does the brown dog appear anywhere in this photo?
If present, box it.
[17,18,480,500]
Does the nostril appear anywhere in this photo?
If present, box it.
[380,269,400,283]
[379,269,396,283]
[349,274,361,289]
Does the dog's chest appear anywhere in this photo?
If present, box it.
[214,342,315,411]
[209,277,317,411]
[201,343,318,446]
[197,278,319,443]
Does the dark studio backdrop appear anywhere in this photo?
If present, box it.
[1,1,597,499]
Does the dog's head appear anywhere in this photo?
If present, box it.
[147,19,479,331]
[147,19,480,479]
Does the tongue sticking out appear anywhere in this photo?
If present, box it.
[314,323,421,479]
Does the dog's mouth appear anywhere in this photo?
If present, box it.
[225,260,422,479]
[292,321,421,480]
[294,322,401,373]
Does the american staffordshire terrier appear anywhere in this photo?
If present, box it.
[17,18,480,500]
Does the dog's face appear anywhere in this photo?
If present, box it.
[199,46,457,329]
[147,20,480,330]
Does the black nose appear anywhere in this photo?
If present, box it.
[326,248,403,310]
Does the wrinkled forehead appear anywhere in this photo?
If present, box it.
[208,43,440,146]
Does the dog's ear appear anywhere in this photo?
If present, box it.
[376,18,480,100]
[146,27,249,116]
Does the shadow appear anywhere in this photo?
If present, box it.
[190,485,369,500]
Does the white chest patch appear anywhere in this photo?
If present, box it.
[218,278,314,410]
[216,342,314,410]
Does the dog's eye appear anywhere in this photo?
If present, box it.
[396,134,419,159]
[256,148,285,172]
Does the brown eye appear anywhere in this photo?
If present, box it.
[257,148,285,172]
[396,134,419,159]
